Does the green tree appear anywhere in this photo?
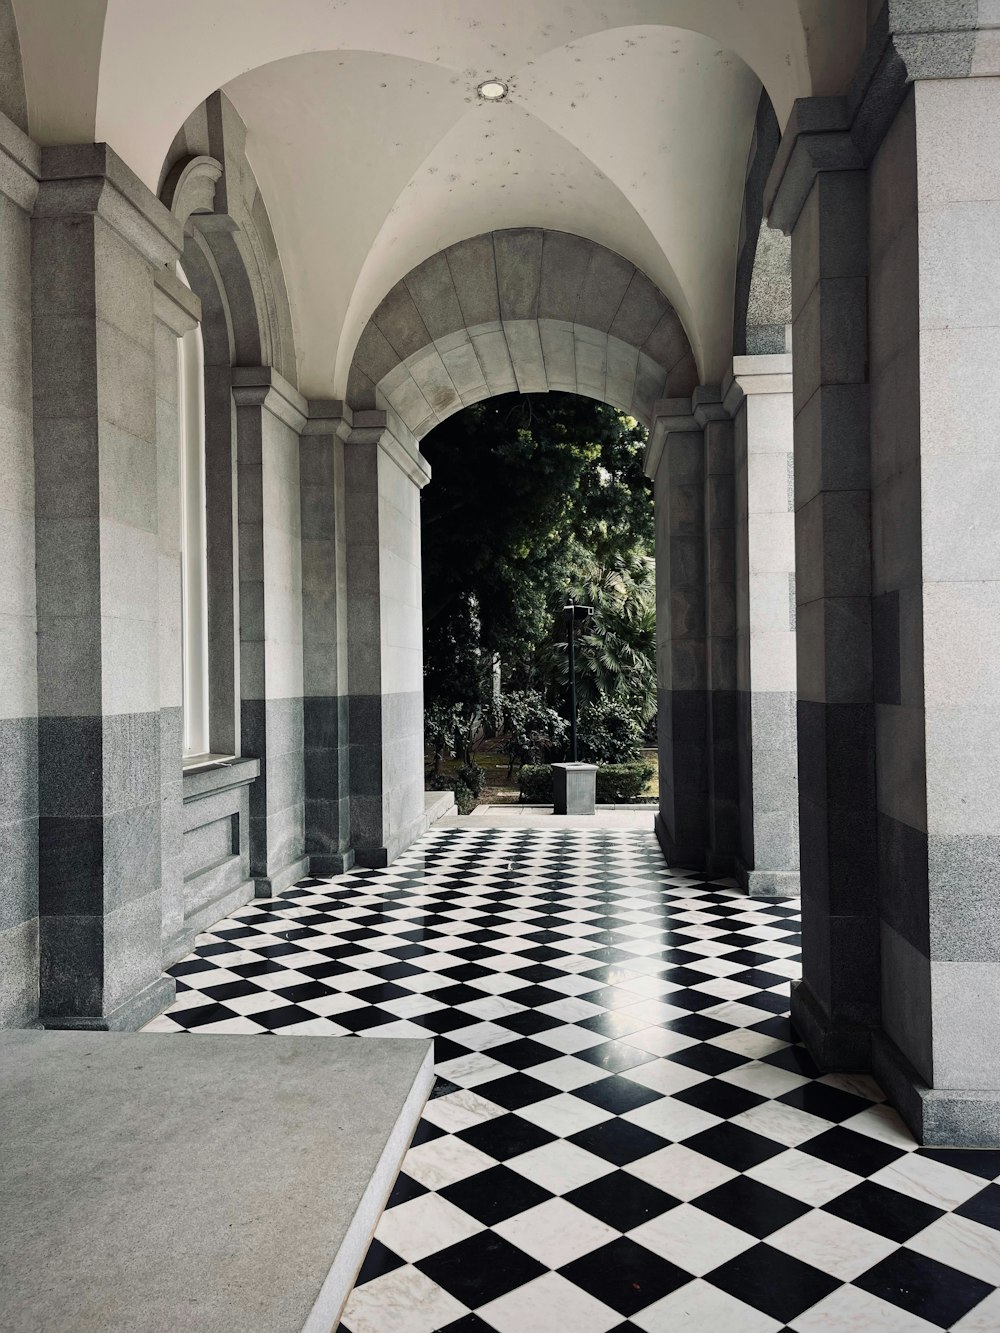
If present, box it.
[421,392,652,721]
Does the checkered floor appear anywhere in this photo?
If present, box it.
[147,826,1000,1332]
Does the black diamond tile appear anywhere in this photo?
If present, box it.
[386,1171,428,1207]
[490,1037,561,1070]
[440,1163,553,1225]
[822,1180,943,1242]
[438,1315,498,1333]
[417,1231,545,1307]
[272,979,337,1004]
[918,1147,1000,1180]
[199,978,266,1002]
[695,1175,810,1238]
[559,1236,688,1317]
[474,1072,557,1111]
[575,1040,656,1074]
[800,1126,904,1177]
[854,1247,992,1328]
[568,1072,658,1114]
[674,1078,765,1120]
[353,1237,405,1286]
[168,1002,241,1029]
[706,1243,840,1324]
[569,1119,667,1167]
[493,1009,563,1036]
[957,1183,1000,1231]
[682,1123,785,1172]
[457,1112,557,1162]
[577,1010,651,1039]
[566,1171,679,1231]
[667,1044,748,1076]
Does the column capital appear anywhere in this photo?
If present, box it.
[723,353,794,414]
[765,99,862,236]
[346,410,432,489]
[302,400,353,440]
[231,365,309,433]
[153,267,201,337]
[35,143,184,266]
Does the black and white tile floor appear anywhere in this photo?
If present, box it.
[146,826,1000,1332]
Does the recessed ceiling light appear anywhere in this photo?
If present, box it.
[477,79,508,102]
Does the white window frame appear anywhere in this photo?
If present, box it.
[177,279,211,761]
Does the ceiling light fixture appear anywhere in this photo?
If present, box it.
[477,78,508,102]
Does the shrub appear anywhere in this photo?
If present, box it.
[519,761,653,804]
[518,764,554,801]
[426,771,478,815]
[457,763,486,797]
[595,762,654,803]
[575,698,644,765]
[489,691,568,773]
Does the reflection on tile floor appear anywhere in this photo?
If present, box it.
[147,827,1000,1331]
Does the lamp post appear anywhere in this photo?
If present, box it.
[563,600,593,763]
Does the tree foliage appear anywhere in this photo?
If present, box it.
[421,392,656,767]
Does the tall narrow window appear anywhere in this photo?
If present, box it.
[178,287,210,760]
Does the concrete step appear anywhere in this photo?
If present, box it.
[0,1030,433,1333]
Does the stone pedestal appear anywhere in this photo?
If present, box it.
[553,763,597,816]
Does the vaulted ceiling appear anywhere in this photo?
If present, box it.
[10,0,868,397]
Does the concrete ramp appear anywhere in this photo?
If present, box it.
[0,1030,433,1333]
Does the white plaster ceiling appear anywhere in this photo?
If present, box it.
[12,0,867,396]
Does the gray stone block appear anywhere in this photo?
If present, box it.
[494,229,542,321]
[446,234,500,327]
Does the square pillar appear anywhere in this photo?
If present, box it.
[725,355,800,898]
[32,145,181,1028]
[768,103,876,1066]
[770,9,1000,1143]
[345,412,431,867]
[300,401,353,875]
[646,400,707,865]
[699,392,739,872]
[231,368,310,896]
[0,112,39,1027]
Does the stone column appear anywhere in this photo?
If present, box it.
[864,18,1000,1145]
[699,393,739,873]
[152,268,200,961]
[647,400,707,866]
[300,400,353,875]
[33,145,180,1028]
[344,411,430,867]
[725,354,800,898]
[770,8,1000,1143]
[0,109,40,1027]
[767,103,876,1067]
[231,368,310,896]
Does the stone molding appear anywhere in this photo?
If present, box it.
[160,154,224,227]
[302,399,353,441]
[768,3,1000,233]
[35,142,183,266]
[644,398,695,478]
[153,266,201,337]
[723,353,794,415]
[0,105,39,212]
[346,411,432,490]
[231,364,309,433]
[692,385,726,428]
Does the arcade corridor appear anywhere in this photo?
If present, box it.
[149,826,1000,1331]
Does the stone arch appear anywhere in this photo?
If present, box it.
[0,0,26,133]
[734,91,792,356]
[346,230,698,439]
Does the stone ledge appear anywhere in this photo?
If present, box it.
[0,1030,433,1332]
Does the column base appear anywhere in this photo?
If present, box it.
[790,977,873,1070]
[254,856,312,899]
[653,812,706,870]
[738,866,801,898]
[308,850,356,878]
[41,974,176,1033]
[872,1030,1000,1148]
